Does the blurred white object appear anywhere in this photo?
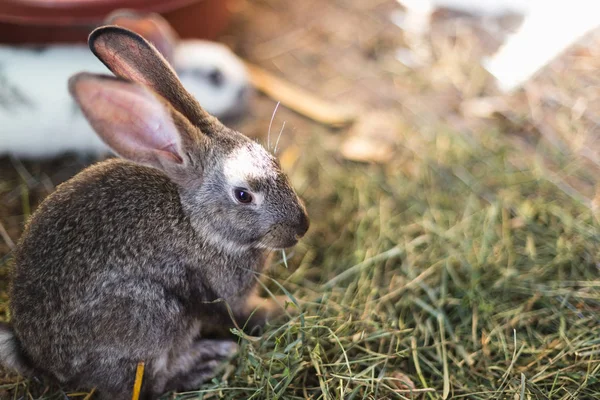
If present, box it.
[484,1,600,91]
[395,0,530,35]
[0,11,250,158]
[393,0,531,67]
[395,0,600,92]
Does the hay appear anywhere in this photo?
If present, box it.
[194,123,599,399]
[1,0,599,398]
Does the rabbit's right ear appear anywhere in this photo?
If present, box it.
[88,26,217,133]
[69,73,200,172]
[103,10,178,65]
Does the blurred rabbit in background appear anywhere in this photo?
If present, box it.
[0,10,251,159]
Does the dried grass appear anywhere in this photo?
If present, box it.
[1,1,599,399]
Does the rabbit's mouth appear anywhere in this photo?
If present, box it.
[274,236,300,250]
[258,239,298,251]
[254,229,299,250]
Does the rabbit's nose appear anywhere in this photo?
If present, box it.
[295,212,310,239]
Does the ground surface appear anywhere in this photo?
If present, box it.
[1,0,599,399]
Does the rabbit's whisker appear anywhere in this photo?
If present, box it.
[274,121,286,154]
[267,101,281,151]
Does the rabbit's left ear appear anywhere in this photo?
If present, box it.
[69,73,200,171]
[89,26,218,133]
[104,9,178,64]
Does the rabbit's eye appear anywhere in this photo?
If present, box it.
[234,188,253,204]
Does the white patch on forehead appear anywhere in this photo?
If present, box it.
[223,142,277,185]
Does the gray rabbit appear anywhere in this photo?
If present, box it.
[0,26,309,399]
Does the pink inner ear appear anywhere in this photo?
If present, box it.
[73,77,183,165]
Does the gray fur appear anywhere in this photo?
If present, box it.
[0,26,308,400]
[0,322,33,376]
[0,65,34,112]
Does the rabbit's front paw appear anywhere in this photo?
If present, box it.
[238,294,297,336]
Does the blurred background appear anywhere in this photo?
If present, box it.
[1,0,599,398]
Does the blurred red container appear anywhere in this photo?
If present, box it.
[0,0,231,44]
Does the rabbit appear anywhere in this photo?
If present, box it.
[0,24,309,400]
[0,10,251,159]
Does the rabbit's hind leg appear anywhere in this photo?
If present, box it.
[159,339,238,394]
[69,357,143,400]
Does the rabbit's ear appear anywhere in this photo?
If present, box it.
[88,26,217,133]
[69,73,199,170]
[103,10,178,65]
